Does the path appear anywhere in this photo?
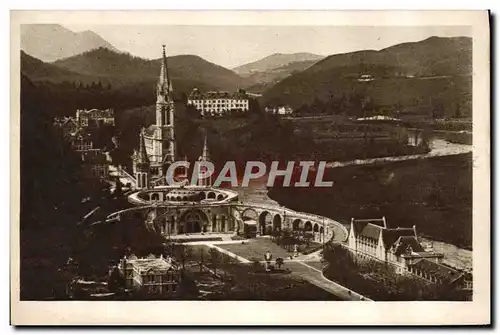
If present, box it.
[291,261,371,301]
[193,240,371,301]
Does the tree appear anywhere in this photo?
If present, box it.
[199,247,205,273]
[275,257,284,270]
[174,244,192,270]
[209,248,220,277]
[107,266,125,292]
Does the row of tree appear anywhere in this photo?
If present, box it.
[323,244,466,301]
[291,94,469,120]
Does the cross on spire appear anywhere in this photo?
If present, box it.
[158,45,172,95]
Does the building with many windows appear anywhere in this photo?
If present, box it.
[345,217,472,298]
[187,88,249,116]
[76,108,115,128]
[117,254,181,297]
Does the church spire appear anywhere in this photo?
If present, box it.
[158,44,172,96]
[200,131,210,162]
[136,128,150,168]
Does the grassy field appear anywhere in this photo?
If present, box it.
[269,153,472,249]
[219,238,293,261]
[185,244,339,300]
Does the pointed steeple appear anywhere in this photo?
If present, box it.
[157,45,172,97]
[199,131,210,161]
[137,128,150,168]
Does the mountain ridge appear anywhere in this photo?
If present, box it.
[233,52,324,76]
[21,24,119,62]
[51,47,249,91]
[262,36,472,117]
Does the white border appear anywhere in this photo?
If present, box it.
[9,10,490,326]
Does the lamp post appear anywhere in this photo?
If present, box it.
[322,217,325,255]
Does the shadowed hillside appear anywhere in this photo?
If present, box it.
[52,48,249,91]
[21,50,249,110]
[263,36,472,118]
[234,52,324,75]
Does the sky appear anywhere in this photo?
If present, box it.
[64,25,471,69]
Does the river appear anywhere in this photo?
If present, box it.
[232,136,473,271]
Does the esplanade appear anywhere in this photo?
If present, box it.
[102,46,348,245]
[103,184,348,244]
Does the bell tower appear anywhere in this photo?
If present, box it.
[135,128,150,189]
[155,45,176,174]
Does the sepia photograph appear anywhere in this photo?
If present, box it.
[10,10,490,325]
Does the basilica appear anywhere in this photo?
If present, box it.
[131,46,210,189]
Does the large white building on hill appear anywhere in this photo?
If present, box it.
[187,88,249,116]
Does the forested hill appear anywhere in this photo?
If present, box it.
[262,36,472,118]
[21,48,253,112]
[52,47,249,91]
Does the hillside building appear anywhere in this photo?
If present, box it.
[76,108,115,128]
[346,217,472,297]
[187,88,249,116]
[53,117,79,137]
[265,106,293,115]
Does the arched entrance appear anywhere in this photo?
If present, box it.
[258,211,271,235]
[181,210,208,234]
[272,214,282,232]
[304,221,312,232]
[241,208,258,221]
[292,219,302,231]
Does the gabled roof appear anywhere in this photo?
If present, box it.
[382,228,416,249]
[351,217,418,249]
[392,236,425,256]
[352,218,385,240]
[409,259,465,283]
[124,254,178,275]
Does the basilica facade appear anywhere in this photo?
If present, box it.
[132,45,176,181]
[131,46,211,189]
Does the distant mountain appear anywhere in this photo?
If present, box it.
[21,48,251,111]
[21,24,119,62]
[234,53,324,76]
[21,50,105,85]
[242,59,320,93]
[263,36,472,117]
[52,47,249,91]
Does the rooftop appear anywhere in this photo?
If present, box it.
[410,258,465,282]
[123,254,177,275]
[188,88,248,100]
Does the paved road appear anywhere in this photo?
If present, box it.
[287,261,371,301]
[200,242,371,301]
